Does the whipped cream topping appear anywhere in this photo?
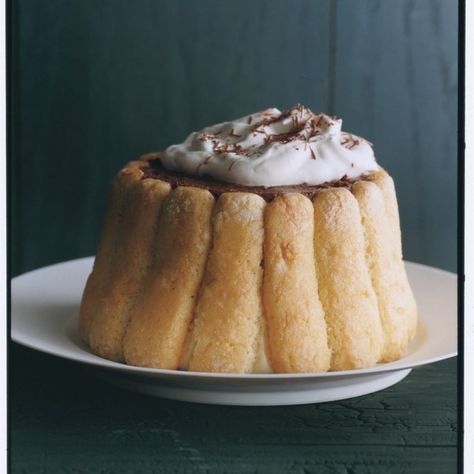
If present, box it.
[161,104,379,187]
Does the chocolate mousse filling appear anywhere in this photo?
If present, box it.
[140,155,372,201]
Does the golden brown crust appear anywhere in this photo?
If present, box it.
[79,166,144,343]
[263,194,330,373]
[366,169,402,257]
[352,180,416,361]
[87,178,171,361]
[313,188,384,370]
[365,170,418,342]
[122,186,214,369]
[122,160,147,170]
[186,193,266,373]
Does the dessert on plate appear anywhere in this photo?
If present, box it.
[79,104,417,373]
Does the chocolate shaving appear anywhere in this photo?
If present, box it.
[199,133,213,142]
[195,105,368,166]
[196,155,213,173]
[211,140,249,156]
[341,133,362,150]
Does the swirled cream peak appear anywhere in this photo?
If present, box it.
[161,104,379,187]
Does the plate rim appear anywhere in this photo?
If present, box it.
[11,257,458,382]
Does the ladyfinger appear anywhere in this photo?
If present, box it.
[123,186,214,369]
[187,193,267,373]
[87,178,171,361]
[263,194,330,373]
[313,188,383,370]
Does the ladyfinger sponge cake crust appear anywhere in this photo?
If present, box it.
[80,104,417,373]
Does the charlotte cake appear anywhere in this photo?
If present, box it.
[79,104,417,373]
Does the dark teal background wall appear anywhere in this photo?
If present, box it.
[11,0,458,276]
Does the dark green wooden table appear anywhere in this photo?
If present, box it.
[10,1,458,472]
[10,343,457,473]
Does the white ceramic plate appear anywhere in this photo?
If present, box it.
[11,257,457,406]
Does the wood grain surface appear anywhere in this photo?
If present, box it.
[11,0,457,275]
[10,1,458,472]
[10,344,457,473]
[332,0,458,272]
